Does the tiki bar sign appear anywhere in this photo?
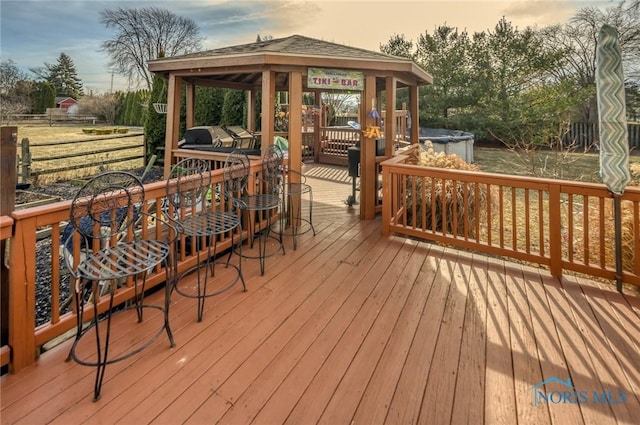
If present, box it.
[307,67,364,90]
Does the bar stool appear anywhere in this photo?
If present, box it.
[270,146,316,250]
[276,153,316,251]
[63,171,175,401]
[222,151,284,275]
[166,157,245,322]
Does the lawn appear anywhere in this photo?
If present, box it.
[15,124,145,184]
[11,124,640,186]
[473,146,640,183]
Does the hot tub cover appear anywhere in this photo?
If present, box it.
[418,128,474,144]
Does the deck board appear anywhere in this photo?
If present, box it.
[449,253,488,425]
[2,164,640,425]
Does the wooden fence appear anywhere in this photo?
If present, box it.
[18,132,145,183]
[3,114,99,126]
[565,122,640,150]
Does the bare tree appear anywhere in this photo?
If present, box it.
[540,1,640,121]
[322,92,359,125]
[0,59,33,123]
[78,93,120,124]
[100,7,204,91]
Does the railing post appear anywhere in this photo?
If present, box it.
[382,163,391,236]
[9,214,42,372]
[549,184,563,278]
[20,137,31,184]
[1,126,17,369]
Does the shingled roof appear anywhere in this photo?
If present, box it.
[165,34,406,62]
[148,34,432,89]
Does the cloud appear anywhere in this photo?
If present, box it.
[1,0,604,93]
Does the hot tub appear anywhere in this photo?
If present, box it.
[418,128,474,163]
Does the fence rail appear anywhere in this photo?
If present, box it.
[3,114,99,126]
[18,132,145,183]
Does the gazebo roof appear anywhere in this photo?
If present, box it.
[148,34,432,90]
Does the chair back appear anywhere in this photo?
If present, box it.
[223,151,250,205]
[166,158,211,211]
[69,171,144,242]
[262,144,284,193]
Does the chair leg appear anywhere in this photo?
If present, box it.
[279,206,286,255]
[163,257,175,348]
[235,227,247,292]
[309,189,316,236]
[66,278,87,363]
[258,216,268,275]
[92,281,116,401]
[196,243,207,322]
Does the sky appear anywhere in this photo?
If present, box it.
[0,0,613,94]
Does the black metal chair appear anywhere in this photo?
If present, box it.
[265,145,316,250]
[166,158,245,322]
[63,171,175,401]
[222,150,284,275]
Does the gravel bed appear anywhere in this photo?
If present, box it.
[19,166,165,327]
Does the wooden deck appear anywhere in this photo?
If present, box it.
[2,164,640,425]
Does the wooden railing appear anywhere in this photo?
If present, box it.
[318,127,360,166]
[381,148,640,287]
[1,215,14,369]
[5,160,269,373]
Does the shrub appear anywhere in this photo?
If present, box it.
[405,141,492,236]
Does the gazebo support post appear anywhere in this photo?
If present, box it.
[164,74,182,177]
[360,74,377,220]
[261,70,275,150]
[288,71,303,225]
[185,82,195,129]
[409,85,419,143]
[246,89,256,132]
[385,76,397,156]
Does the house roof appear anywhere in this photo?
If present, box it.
[148,34,432,90]
[55,96,77,104]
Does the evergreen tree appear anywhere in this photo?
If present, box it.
[220,89,246,127]
[195,86,225,125]
[144,74,167,162]
[47,53,84,99]
[31,81,56,113]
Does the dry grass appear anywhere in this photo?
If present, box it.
[405,142,491,237]
[16,124,145,185]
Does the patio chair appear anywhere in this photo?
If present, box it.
[222,150,285,275]
[63,171,175,402]
[209,126,236,147]
[224,125,258,149]
[165,158,245,322]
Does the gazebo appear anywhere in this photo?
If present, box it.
[148,35,432,219]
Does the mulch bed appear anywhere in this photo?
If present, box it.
[13,166,165,327]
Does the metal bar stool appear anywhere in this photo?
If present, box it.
[166,158,246,322]
[223,151,284,275]
[276,148,316,250]
[63,171,175,401]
